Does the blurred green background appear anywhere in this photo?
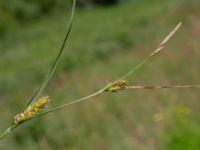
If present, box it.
[0,0,200,149]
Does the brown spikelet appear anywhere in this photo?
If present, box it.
[105,80,127,92]
[14,96,49,125]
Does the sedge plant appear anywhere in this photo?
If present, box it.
[0,0,199,140]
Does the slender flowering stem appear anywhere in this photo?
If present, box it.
[34,83,200,118]
[30,22,183,118]
[118,22,182,80]
[126,84,200,90]
[31,89,105,119]
[0,87,104,140]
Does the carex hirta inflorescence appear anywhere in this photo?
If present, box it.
[1,0,200,140]
[14,96,49,125]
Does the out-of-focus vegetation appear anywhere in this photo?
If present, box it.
[0,0,200,149]
[77,0,119,7]
[0,0,71,36]
[0,0,119,36]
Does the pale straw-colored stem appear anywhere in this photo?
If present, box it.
[126,84,200,90]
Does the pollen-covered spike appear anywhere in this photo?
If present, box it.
[32,96,49,109]
[14,96,50,125]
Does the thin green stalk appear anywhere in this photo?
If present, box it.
[0,88,104,140]
[119,52,155,80]
[31,83,200,119]
[32,88,105,119]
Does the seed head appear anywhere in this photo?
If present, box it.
[105,80,127,92]
[14,96,49,125]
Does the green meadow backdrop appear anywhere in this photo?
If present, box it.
[0,0,200,149]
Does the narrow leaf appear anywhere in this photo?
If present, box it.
[25,0,76,107]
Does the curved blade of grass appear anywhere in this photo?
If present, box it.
[25,0,76,107]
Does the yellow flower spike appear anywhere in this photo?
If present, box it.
[105,80,127,92]
[14,113,25,125]
[14,96,50,125]
[33,96,49,109]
